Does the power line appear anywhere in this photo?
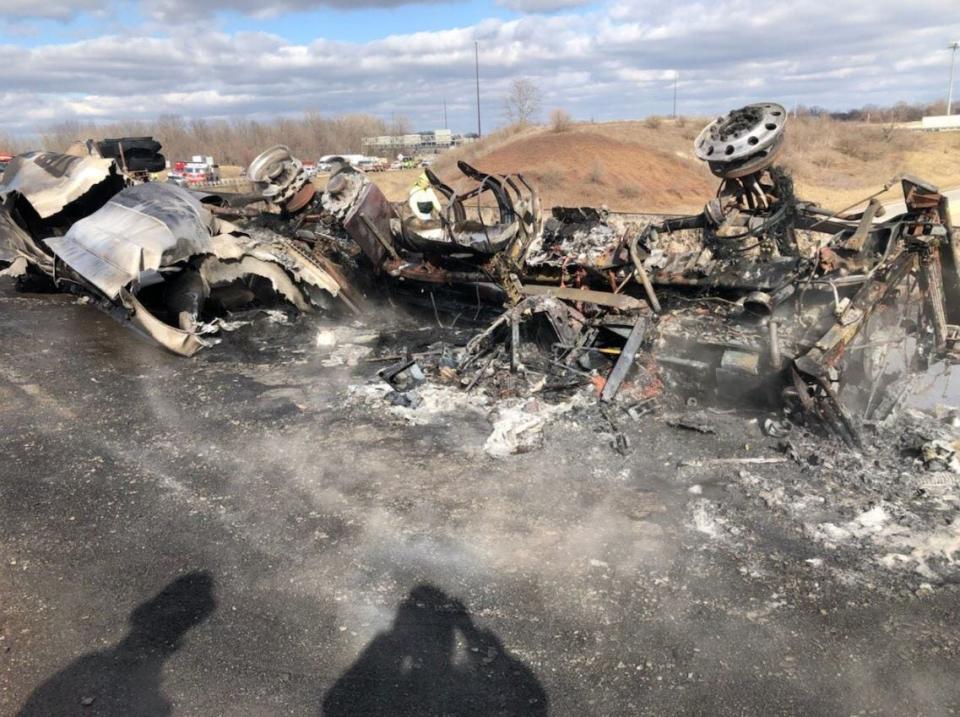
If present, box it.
[672,71,678,119]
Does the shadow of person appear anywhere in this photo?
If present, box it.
[17,570,216,717]
[322,584,548,716]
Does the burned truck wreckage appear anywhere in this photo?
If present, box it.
[2,104,959,448]
[0,144,350,355]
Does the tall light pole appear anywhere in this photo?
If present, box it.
[948,41,960,115]
[474,41,482,138]
[672,71,678,119]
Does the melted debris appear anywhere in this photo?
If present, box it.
[3,106,960,588]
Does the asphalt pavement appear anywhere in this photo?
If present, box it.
[2,283,960,716]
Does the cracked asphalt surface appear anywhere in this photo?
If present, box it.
[2,282,960,716]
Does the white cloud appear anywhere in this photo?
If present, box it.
[495,0,591,12]
[141,0,447,22]
[0,0,103,21]
[0,0,958,134]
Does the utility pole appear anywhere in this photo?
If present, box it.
[443,99,448,129]
[672,71,678,119]
[948,41,960,115]
[474,41,482,138]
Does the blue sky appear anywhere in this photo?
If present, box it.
[225,1,534,43]
[0,1,595,45]
[0,0,957,134]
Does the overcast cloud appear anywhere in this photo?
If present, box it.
[140,0,449,23]
[0,0,103,21]
[0,0,958,134]
[495,0,591,12]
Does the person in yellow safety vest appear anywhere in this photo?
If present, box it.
[408,172,443,222]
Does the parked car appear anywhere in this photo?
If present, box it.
[356,158,385,172]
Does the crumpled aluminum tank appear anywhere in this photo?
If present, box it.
[44,182,217,299]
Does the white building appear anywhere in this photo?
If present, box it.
[361,130,479,156]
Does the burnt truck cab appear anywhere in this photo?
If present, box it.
[241,144,542,304]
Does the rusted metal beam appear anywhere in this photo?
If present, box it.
[520,284,648,311]
[628,235,661,313]
[600,316,648,403]
[794,251,916,379]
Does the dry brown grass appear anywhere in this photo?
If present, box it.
[779,116,960,209]
[354,168,423,201]
[586,160,606,185]
[535,163,566,189]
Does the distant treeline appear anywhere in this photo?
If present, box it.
[797,99,948,123]
[0,113,413,166]
[0,99,949,163]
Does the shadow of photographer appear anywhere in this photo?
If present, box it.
[17,570,216,717]
[323,583,548,716]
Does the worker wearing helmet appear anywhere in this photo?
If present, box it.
[408,172,442,222]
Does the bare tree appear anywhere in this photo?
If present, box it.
[388,114,412,136]
[503,78,542,125]
[18,113,396,165]
[549,108,573,132]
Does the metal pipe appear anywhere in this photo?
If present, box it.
[360,214,401,261]
[510,312,520,373]
[769,319,782,369]
[628,235,661,313]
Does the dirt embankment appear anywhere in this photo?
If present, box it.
[467,130,715,213]
[419,122,714,214]
[374,118,960,215]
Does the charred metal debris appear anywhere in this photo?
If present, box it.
[2,104,959,445]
